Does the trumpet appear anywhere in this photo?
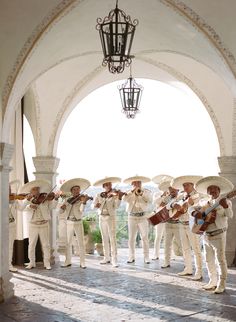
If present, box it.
[135,188,143,196]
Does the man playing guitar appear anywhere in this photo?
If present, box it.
[190,176,234,294]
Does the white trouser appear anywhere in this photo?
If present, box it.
[163,222,181,265]
[128,216,149,260]
[99,215,117,262]
[65,221,85,266]
[204,231,227,284]
[9,222,16,267]
[153,223,165,258]
[28,222,50,267]
[179,223,202,273]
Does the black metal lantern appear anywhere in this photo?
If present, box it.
[96,0,138,74]
[118,69,143,119]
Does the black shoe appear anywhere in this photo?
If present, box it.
[127,259,135,263]
[80,265,86,269]
[161,264,170,268]
[61,263,72,268]
[152,257,159,260]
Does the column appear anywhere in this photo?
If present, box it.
[0,143,14,302]
[218,156,236,266]
[33,156,60,263]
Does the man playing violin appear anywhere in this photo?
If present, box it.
[59,178,91,269]
[190,176,234,294]
[123,176,152,264]
[20,180,58,270]
[93,177,123,267]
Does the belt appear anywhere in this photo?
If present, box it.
[30,220,48,225]
[206,227,227,237]
[129,212,144,217]
[100,214,110,216]
[180,221,189,225]
[167,219,180,224]
[67,218,82,222]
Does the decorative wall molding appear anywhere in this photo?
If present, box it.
[2,0,81,111]
[160,0,236,78]
[31,85,42,155]
[137,56,226,155]
[48,65,104,155]
[0,143,14,169]
[233,98,236,156]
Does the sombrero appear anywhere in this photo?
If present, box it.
[20,180,51,193]
[60,178,91,193]
[195,176,234,195]
[152,175,173,185]
[123,176,151,185]
[93,177,121,187]
[171,176,203,190]
[158,180,172,192]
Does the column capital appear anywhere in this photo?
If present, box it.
[218,156,236,174]
[32,156,60,183]
[0,143,14,170]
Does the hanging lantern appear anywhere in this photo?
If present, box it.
[118,68,143,118]
[96,0,138,74]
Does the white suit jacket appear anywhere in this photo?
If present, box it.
[22,199,57,221]
[93,193,121,217]
[123,189,152,213]
[59,200,85,220]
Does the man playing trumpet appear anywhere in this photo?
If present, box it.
[123,176,152,264]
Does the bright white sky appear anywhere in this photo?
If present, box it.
[25,79,220,184]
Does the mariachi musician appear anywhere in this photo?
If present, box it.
[171,176,203,280]
[152,175,176,261]
[153,180,183,268]
[59,178,91,269]
[93,177,124,268]
[123,176,152,264]
[8,180,22,272]
[190,176,234,293]
[21,180,59,270]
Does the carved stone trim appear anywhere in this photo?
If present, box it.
[2,0,81,111]
[33,156,60,173]
[218,156,236,175]
[31,85,42,155]
[137,56,225,155]
[161,0,236,77]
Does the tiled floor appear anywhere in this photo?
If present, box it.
[0,249,236,322]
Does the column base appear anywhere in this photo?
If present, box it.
[0,274,14,303]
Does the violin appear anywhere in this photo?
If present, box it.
[9,193,28,201]
[67,194,93,205]
[31,192,57,205]
[100,190,126,199]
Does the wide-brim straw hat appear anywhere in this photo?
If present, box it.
[123,176,151,185]
[20,180,51,193]
[158,180,172,192]
[93,177,121,187]
[60,178,91,193]
[171,175,203,190]
[195,176,234,195]
[152,175,173,185]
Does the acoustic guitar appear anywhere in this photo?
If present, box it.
[189,190,236,234]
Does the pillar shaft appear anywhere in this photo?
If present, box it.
[0,143,14,302]
[218,156,236,266]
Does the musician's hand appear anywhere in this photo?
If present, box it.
[61,204,66,210]
[27,194,33,201]
[219,198,228,209]
[192,210,202,219]
[30,205,37,210]
[188,197,194,206]
[95,203,101,208]
[160,202,166,207]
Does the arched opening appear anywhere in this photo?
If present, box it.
[57,78,220,182]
